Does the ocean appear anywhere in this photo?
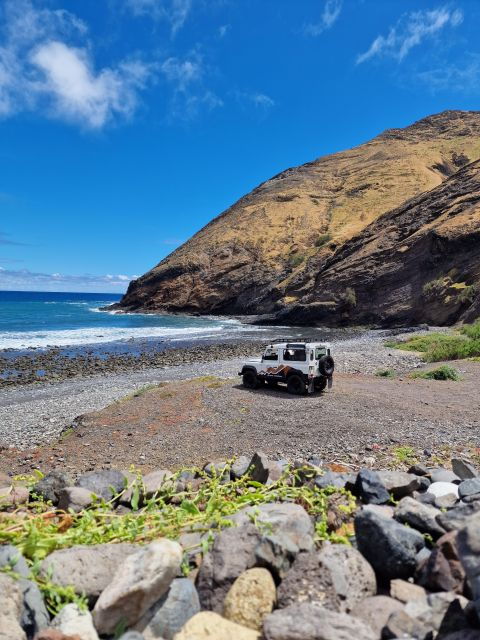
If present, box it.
[0,290,262,351]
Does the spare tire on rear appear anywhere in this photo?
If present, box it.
[318,355,335,377]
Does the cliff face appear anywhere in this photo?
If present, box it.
[116,110,480,326]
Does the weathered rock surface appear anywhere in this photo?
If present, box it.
[93,539,182,634]
[40,543,139,600]
[451,459,478,480]
[75,470,126,501]
[351,595,403,637]
[263,602,376,640]
[174,611,260,640]
[354,509,425,581]
[57,486,94,513]
[0,574,27,640]
[33,471,72,504]
[394,496,446,538]
[390,579,427,604]
[458,477,480,500]
[223,568,276,630]
[50,604,98,640]
[418,531,465,593]
[353,469,390,505]
[437,501,480,531]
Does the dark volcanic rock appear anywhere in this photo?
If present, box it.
[32,471,72,505]
[75,469,126,501]
[353,469,390,505]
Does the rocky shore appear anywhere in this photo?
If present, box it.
[2,452,480,639]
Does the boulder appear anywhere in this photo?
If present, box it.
[231,456,251,479]
[430,469,461,484]
[276,544,376,612]
[57,487,94,513]
[50,604,98,640]
[118,633,145,640]
[93,539,182,634]
[458,477,480,500]
[223,568,276,631]
[408,464,430,476]
[376,471,421,498]
[418,530,465,593]
[362,504,394,519]
[350,596,403,637]
[203,461,229,480]
[435,494,459,509]
[0,574,26,640]
[314,472,356,491]
[354,509,425,581]
[394,497,446,538]
[456,512,480,616]
[0,485,29,506]
[122,470,173,507]
[437,501,480,532]
[353,469,390,505]
[390,579,427,604]
[263,602,376,640]
[174,611,260,640]
[32,471,72,504]
[404,591,470,635]
[75,470,126,501]
[136,578,200,640]
[40,543,139,600]
[247,452,270,483]
[427,482,459,500]
[451,458,478,480]
[382,610,433,640]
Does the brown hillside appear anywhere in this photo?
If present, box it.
[116,110,480,325]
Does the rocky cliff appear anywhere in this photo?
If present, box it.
[115,110,480,326]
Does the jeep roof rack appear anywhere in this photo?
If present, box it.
[269,337,326,344]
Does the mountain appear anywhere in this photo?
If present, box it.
[115,110,480,326]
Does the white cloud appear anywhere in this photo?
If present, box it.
[304,0,342,37]
[126,0,193,36]
[0,0,155,129]
[0,267,136,292]
[357,7,463,64]
[234,90,275,112]
[417,54,480,92]
[160,56,203,89]
[218,24,230,38]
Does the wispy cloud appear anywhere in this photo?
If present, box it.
[417,54,480,93]
[0,0,156,129]
[125,0,193,36]
[0,267,137,291]
[234,90,275,112]
[0,232,27,246]
[357,6,463,65]
[218,24,230,38]
[303,0,342,37]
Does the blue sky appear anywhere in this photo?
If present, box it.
[0,0,479,292]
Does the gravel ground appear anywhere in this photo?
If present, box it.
[0,332,422,450]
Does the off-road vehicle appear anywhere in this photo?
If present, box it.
[239,339,334,395]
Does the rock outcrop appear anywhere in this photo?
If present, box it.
[114,110,480,326]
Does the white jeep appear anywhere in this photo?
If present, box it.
[239,339,334,395]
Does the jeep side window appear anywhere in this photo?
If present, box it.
[283,348,306,362]
[263,348,278,361]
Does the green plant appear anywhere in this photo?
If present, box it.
[314,233,332,248]
[375,369,396,378]
[458,285,477,305]
[461,319,480,340]
[410,365,460,381]
[385,325,480,362]
[423,278,445,299]
[392,446,417,465]
[288,254,305,268]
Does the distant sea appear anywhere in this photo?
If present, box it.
[0,291,261,351]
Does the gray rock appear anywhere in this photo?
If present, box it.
[40,543,139,600]
[203,460,229,478]
[75,469,126,501]
[354,509,425,581]
[462,493,480,503]
[437,501,480,532]
[231,456,251,479]
[394,497,446,538]
[441,632,480,640]
[57,486,94,512]
[435,494,459,509]
[93,539,182,635]
[350,596,403,637]
[382,610,433,640]
[0,574,27,640]
[408,463,430,476]
[427,481,459,501]
[405,591,469,635]
[314,472,356,490]
[247,452,270,483]
[458,477,480,500]
[376,471,421,498]
[416,476,432,491]
[354,469,390,505]
[122,469,173,507]
[136,578,200,640]
[263,602,376,640]
[0,545,49,637]
[51,603,98,640]
[390,579,427,604]
[32,471,72,504]
[457,512,480,617]
[430,468,461,484]
[414,491,437,505]
[119,633,145,640]
[416,547,432,567]
[452,458,478,480]
[277,544,376,612]
[362,504,394,519]
[196,524,260,612]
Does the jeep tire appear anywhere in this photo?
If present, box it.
[266,380,278,388]
[318,355,335,377]
[242,370,260,389]
[315,377,327,392]
[287,374,306,395]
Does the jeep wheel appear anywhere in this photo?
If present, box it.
[314,377,327,392]
[319,355,335,377]
[242,370,260,389]
[287,374,306,395]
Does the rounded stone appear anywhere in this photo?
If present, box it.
[223,568,276,631]
[174,612,260,640]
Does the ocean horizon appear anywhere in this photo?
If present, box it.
[0,290,259,351]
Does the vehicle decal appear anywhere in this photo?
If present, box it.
[258,364,294,378]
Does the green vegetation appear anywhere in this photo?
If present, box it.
[314,233,332,248]
[423,278,445,299]
[0,462,355,614]
[392,446,417,466]
[410,365,460,381]
[385,320,480,362]
[375,369,396,378]
[288,254,305,268]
